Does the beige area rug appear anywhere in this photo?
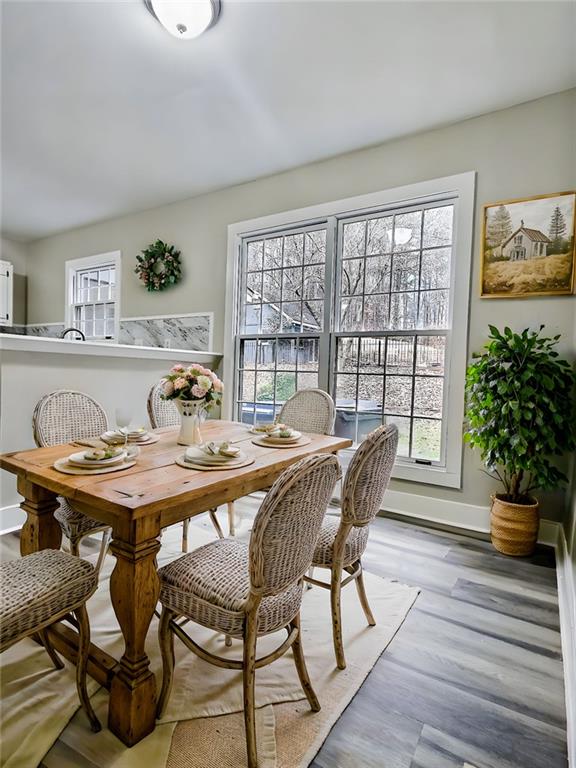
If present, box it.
[0,507,419,768]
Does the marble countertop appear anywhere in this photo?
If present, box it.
[0,333,222,363]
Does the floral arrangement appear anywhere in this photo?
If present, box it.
[135,239,182,292]
[161,364,223,408]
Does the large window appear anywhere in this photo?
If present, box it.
[65,251,120,341]
[226,174,474,488]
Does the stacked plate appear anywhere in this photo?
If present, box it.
[184,442,242,466]
[177,442,254,471]
[68,447,128,467]
[257,426,302,444]
[100,427,158,446]
[251,424,311,449]
[53,446,138,475]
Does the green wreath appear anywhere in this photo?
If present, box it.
[135,240,182,292]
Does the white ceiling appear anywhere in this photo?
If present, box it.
[2,0,575,241]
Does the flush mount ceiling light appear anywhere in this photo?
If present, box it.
[145,0,221,40]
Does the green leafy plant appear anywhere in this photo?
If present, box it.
[256,373,296,402]
[465,325,576,504]
[135,239,182,292]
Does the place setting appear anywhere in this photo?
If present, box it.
[100,407,160,447]
[53,444,139,476]
[175,440,255,471]
[250,422,312,449]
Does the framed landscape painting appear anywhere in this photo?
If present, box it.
[480,191,576,298]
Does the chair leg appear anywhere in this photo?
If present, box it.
[330,564,346,670]
[182,518,190,552]
[306,565,314,590]
[354,559,376,627]
[290,614,320,712]
[38,628,64,670]
[69,536,80,557]
[208,509,225,539]
[94,529,111,576]
[242,611,259,768]
[227,502,236,537]
[73,605,101,733]
[157,608,176,719]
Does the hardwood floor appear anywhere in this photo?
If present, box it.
[7,504,567,767]
[309,514,567,768]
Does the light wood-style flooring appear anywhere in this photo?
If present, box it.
[6,503,567,768]
[310,514,567,768]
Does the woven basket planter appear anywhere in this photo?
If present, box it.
[490,494,539,556]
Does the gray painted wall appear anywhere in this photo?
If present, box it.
[22,88,576,520]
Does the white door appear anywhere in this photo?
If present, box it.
[0,260,14,326]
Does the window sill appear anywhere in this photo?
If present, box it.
[338,445,462,489]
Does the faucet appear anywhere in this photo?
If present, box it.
[61,327,86,341]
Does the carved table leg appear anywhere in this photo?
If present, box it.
[108,519,161,746]
[17,477,62,555]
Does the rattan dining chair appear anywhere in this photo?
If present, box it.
[33,390,111,574]
[147,380,236,548]
[277,388,335,435]
[0,549,101,732]
[156,453,341,768]
[304,424,398,670]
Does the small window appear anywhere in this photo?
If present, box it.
[65,252,120,340]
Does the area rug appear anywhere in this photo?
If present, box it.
[1,507,419,768]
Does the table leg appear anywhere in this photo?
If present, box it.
[17,477,62,555]
[108,520,161,746]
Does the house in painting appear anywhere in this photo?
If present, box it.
[500,220,551,261]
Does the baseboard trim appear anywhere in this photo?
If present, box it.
[381,489,559,546]
[556,526,576,767]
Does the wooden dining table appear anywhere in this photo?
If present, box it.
[0,420,351,747]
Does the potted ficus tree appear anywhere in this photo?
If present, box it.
[465,325,575,556]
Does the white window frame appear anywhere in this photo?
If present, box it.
[65,251,121,342]
[224,172,475,489]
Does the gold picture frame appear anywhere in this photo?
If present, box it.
[480,190,576,298]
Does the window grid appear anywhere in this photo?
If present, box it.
[236,335,320,425]
[235,199,455,466]
[72,265,116,339]
[332,333,446,460]
[337,203,453,333]
[242,226,327,336]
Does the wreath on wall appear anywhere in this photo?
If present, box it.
[135,239,182,292]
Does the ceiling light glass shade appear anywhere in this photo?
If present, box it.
[393,227,412,246]
[145,0,221,39]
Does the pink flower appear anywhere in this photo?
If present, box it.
[174,377,187,390]
[163,379,174,396]
[213,378,223,393]
[171,364,185,373]
[189,364,210,377]
[191,385,207,398]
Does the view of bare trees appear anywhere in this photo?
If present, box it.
[238,204,454,461]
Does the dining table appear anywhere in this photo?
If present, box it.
[0,420,352,747]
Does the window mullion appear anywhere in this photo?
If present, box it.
[319,216,337,394]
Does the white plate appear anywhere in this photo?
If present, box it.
[176,455,254,472]
[68,450,127,467]
[54,458,137,476]
[248,425,271,435]
[260,430,302,444]
[184,447,242,464]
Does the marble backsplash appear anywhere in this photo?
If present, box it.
[0,324,26,335]
[27,324,66,338]
[119,315,211,351]
[0,314,212,351]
